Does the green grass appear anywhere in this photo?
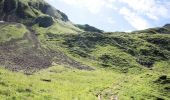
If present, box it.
[91,45,140,71]
[0,0,169,99]
[0,61,169,100]
[0,65,123,100]
[0,16,169,100]
[33,31,170,100]
[0,24,28,43]
[59,32,170,68]
[110,61,170,100]
[0,26,169,99]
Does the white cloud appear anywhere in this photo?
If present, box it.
[119,0,170,20]
[107,17,115,24]
[57,0,116,14]
[46,0,170,31]
[56,0,170,19]
[119,7,150,30]
[118,0,170,29]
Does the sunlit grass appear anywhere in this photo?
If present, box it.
[0,65,123,100]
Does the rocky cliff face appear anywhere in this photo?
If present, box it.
[0,0,69,24]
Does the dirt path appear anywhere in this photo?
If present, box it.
[97,75,131,100]
[97,94,118,100]
[110,95,118,100]
[26,27,40,49]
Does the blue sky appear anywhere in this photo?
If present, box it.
[46,0,170,32]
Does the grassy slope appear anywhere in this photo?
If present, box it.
[1,0,169,99]
[0,22,170,99]
[41,31,170,99]
[0,62,169,100]
[0,65,123,100]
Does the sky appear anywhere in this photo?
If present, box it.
[46,0,170,32]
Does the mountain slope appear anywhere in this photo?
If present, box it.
[0,22,93,73]
[0,0,169,99]
[0,0,90,73]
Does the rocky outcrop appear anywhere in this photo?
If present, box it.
[34,15,54,27]
[0,0,69,24]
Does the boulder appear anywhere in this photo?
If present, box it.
[35,16,54,28]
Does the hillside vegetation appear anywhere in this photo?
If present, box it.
[0,0,169,100]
